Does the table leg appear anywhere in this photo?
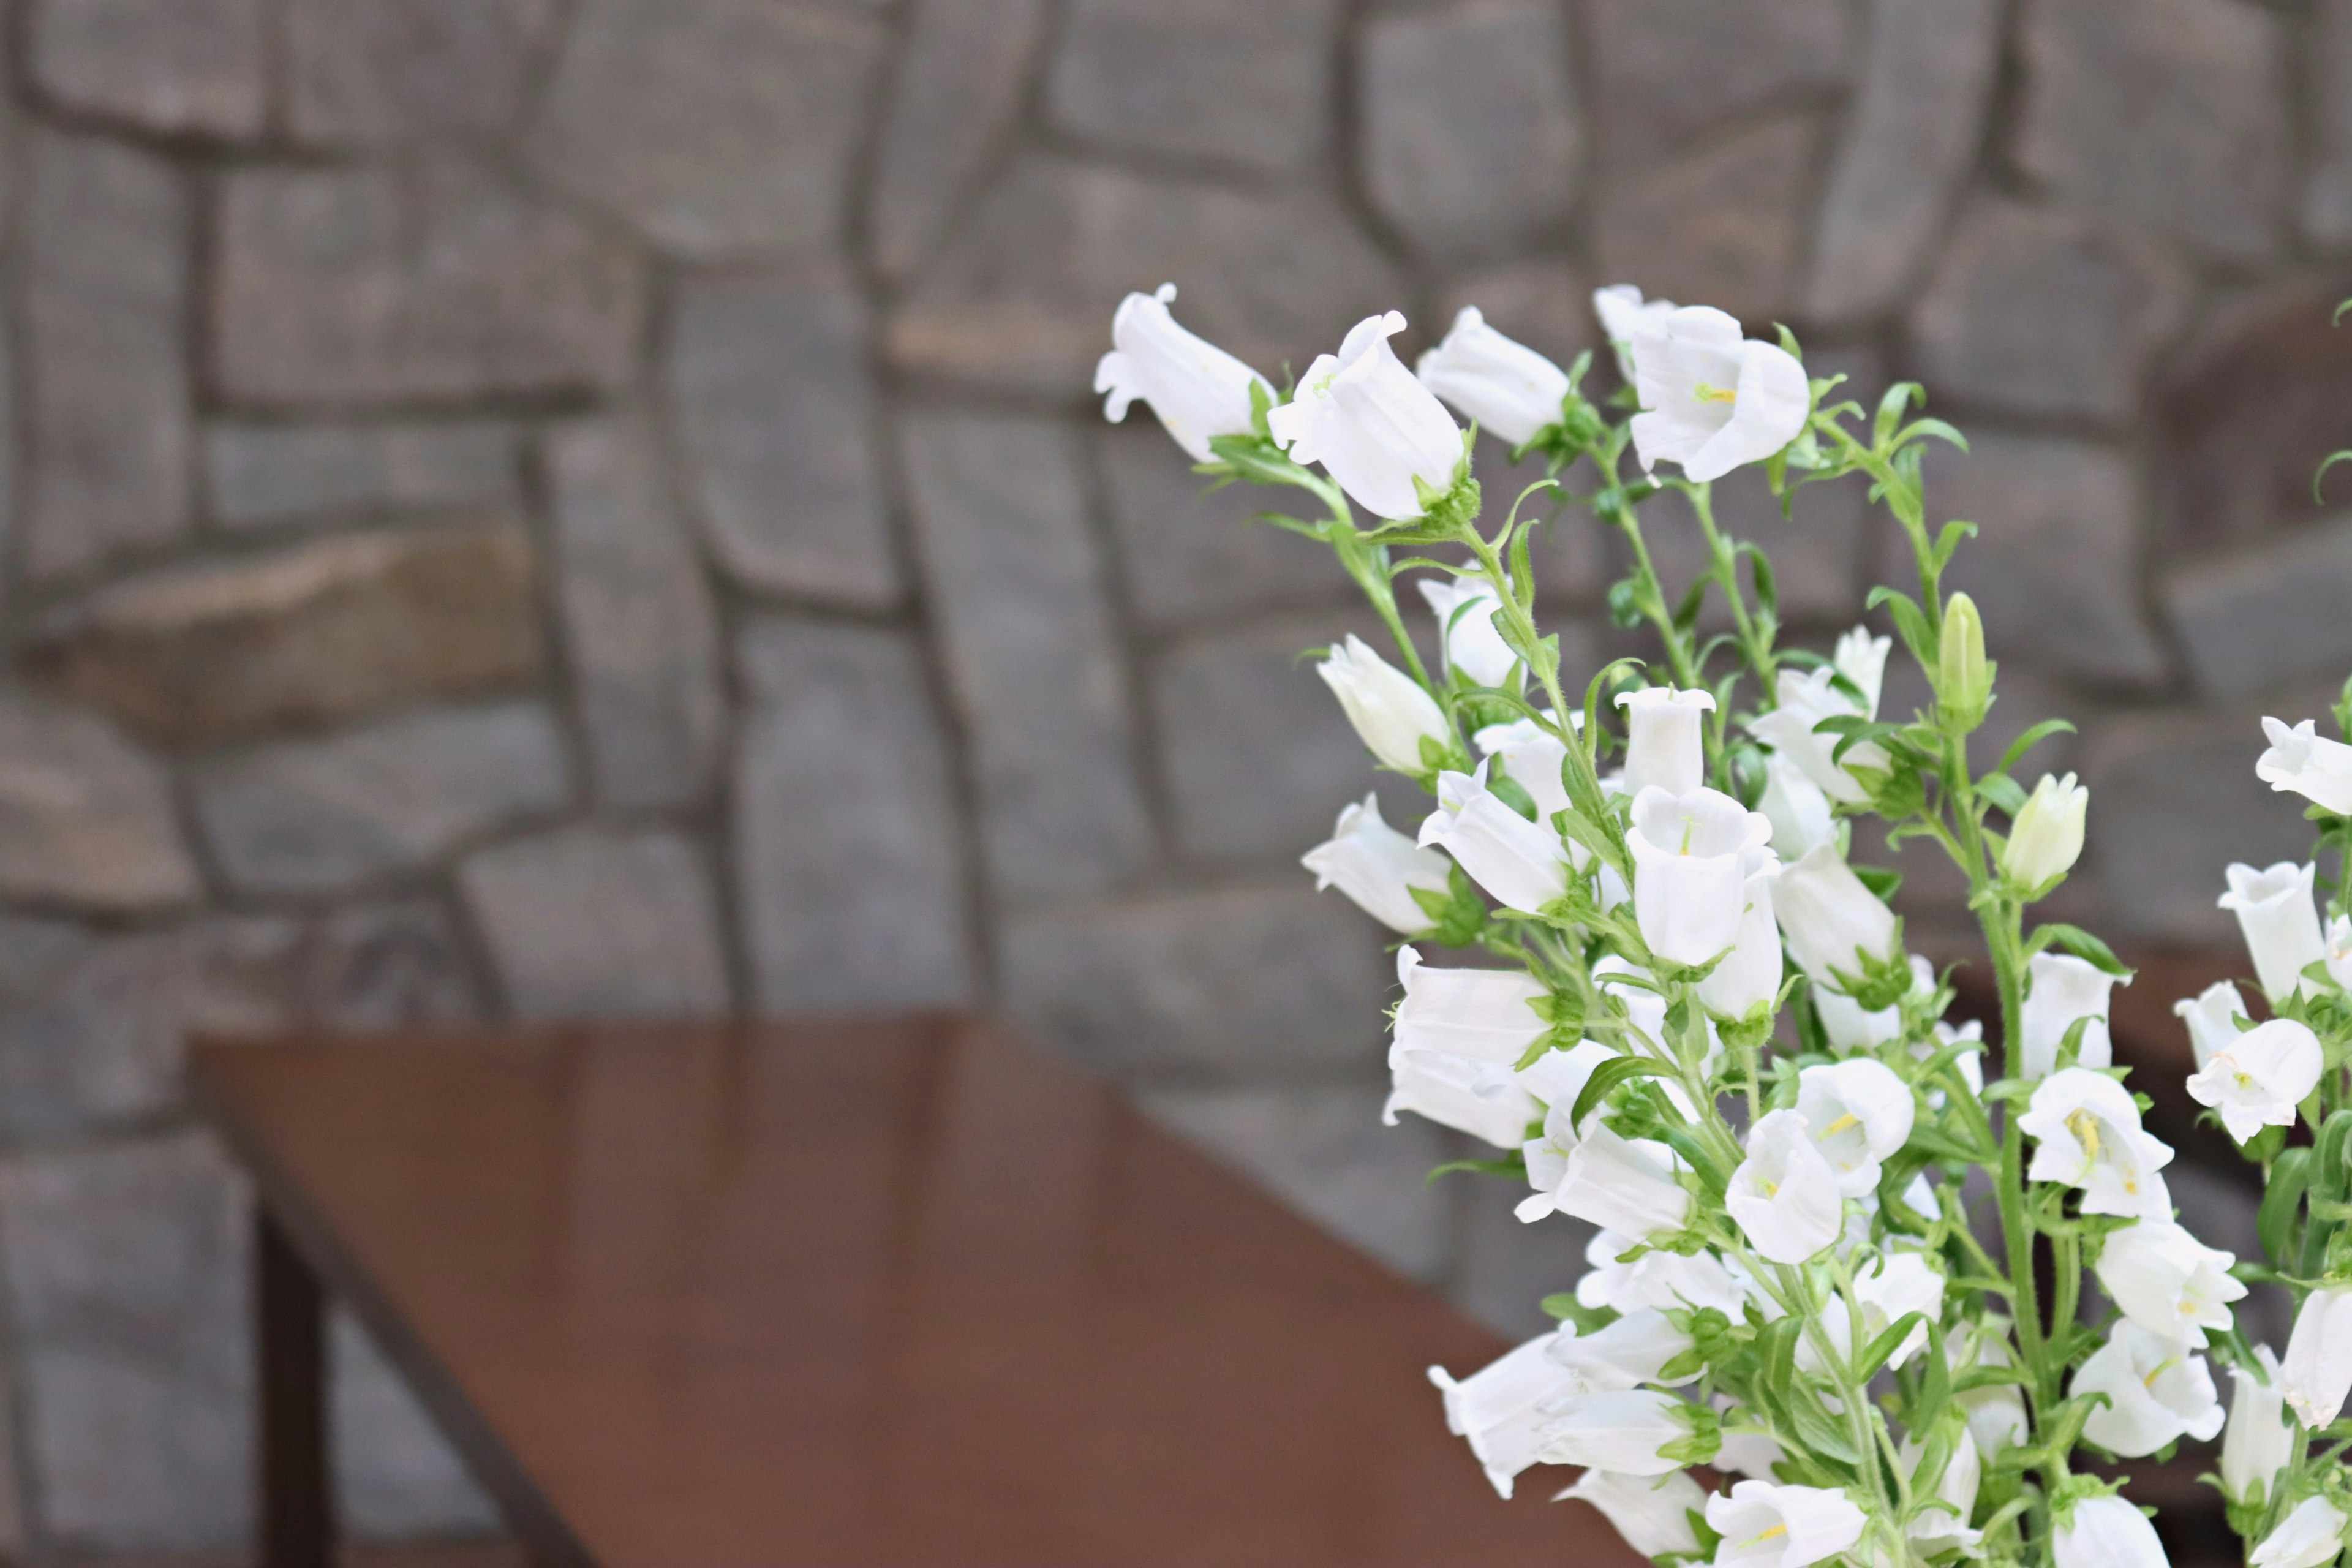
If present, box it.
[257,1208,333,1568]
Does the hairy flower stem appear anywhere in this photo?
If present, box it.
[1684,480,1777,691]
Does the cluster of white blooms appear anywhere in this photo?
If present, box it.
[1095,279,2333,1568]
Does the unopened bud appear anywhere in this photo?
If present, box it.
[1938,593,1991,733]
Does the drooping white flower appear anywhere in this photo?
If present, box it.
[2094,1219,2245,1350]
[1705,1480,1867,1568]
[1758,750,1836,861]
[1727,1109,1844,1264]
[2187,1017,2324,1144]
[2005,772,2090,890]
[1530,1123,1691,1238]
[1268,311,1463,521]
[1093,284,1269,461]
[1773,839,1902,991]
[1576,1231,1751,1317]
[1795,1058,1915,1196]
[1550,1306,1697,1390]
[2054,1494,2172,1568]
[2074,1319,2225,1457]
[1414,306,1571,448]
[1317,634,1450,775]
[1627,785,1776,967]
[2223,1345,2295,1505]
[2258,715,2352,815]
[1618,687,1717,798]
[1899,1431,1983,1556]
[1392,947,1548,1065]
[1562,1468,1706,1559]
[1384,1050,1537,1149]
[1419,574,1522,692]
[1420,760,1572,913]
[2176,979,2250,1071]
[1800,1248,1945,1376]
[1593,284,1676,384]
[1427,1327,1580,1498]
[2020,952,2125,1079]
[1626,307,1811,484]
[1749,663,1889,807]
[2283,1284,2352,1429]
[1700,845,1784,1019]
[2253,1498,2350,1568]
[1953,1317,2030,1459]
[1536,1389,1697,1476]
[2018,1067,2174,1221]
[1301,794,1449,933]
[2222,861,2328,1005]
[1518,1041,1634,1205]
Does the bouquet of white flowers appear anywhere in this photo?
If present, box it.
[1095,281,2352,1568]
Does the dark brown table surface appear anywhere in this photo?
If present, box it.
[193,1015,1616,1568]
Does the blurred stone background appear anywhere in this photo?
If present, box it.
[0,0,2333,1551]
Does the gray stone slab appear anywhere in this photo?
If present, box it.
[1593,115,1814,326]
[459,826,731,1023]
[190,701,570,895]
[1135,1084,1452,1282]
[2309,0,2352,247]
[888,153,1402,396]
[902,413,1151,901]
[1924,435,2167,687]
[2164,518,2352,697]
[666,274,897,608]
[2016,0,2289,262]
[213,156,643,407]
[1910,198,2190,425]
[1361,0,1581,259]
[998,884,1386,1076]
[30,0,266,139]
[1049,0,1335,175]
[870,0,1049,281]
[331,1308,499,1537]
[546,418,725,810]
[0,690,197,913]
[1636,464,1867,630]
[1587,0,1850,156]
[1449,1173,1594,1340]
[733,617,975,1013]
[26,522,544,749]
[1153,610,1423,867]
[206,421,519,530]
[525,0,887,260]
[24,128,191,584]
[285,0,560,149]
[1803,0,2001,326]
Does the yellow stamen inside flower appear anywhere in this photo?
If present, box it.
[1745,1525,1789,1547]
[2065,1109,2101,1160]
[1694,383,1739,405]
[1679,819,1695,854]
[1823,1112,1861,1135]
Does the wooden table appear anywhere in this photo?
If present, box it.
[193,1016,1612,1568]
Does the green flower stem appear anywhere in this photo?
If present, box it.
[1684,480,1777,690]
[1593,445,1704,692]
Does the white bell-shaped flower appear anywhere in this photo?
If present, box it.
[2018,1067,2174,1221]
[1301,794,1450,934]
[1627,785,1774,967]
[1757,750,1836,861]
[1420,760,1572,913]
[1594,284,1676,383]
[1268,311,1464,521]
[1899,1431,1983,1556]
[2054,1494,2173,1568]
[2253,1498,2350,1568]
[1705,1480,1867,1568]
[1391,947,1548,1065]
[2020,951,2124,1079]
[2187,1017,2324,1144]
[1795,1058,1915,1196]
[2223,1345,2294,1505]
[1518,1041,1632,1208]
[1093,284,1268,461]
[1749,664,1888,808]
[1317,635,1450,774]
[2175,979,2249,1071]
[2283,1284,2352,1429]
[1727,1109,1843,1264]
[1800,1247,1945,1376]
[1535,1389,1696,1476]
[1473,712,1577,821]
[1576,1232,1752,1318]
[1626,306,1811,484]
[2221,861,2327,1005]
[2258,716,2352,815]
[2093,1219,2245,1350]
[1534,1124,1691,1238]
[1550,1306,1697,1391]
[1413,306,1571,448]
[1384,1049,1537,1150]
[1618,687,1716,798]
[1773,839,1901,991]
[1427,1327,1580,1498]
[2074,1319,2224,1457]
[1562,1468,1706,1559]
[1699,846,1784,1019]
[1419,574,1522,692]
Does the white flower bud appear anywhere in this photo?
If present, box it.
[1427,1327,1580,1498]
[1093,284,1269,461]
[1390,947,1547,1065]
[2175,979,2249,1071]
[1414,306,1570,447]
[2252,1497,2349,1568]
[1301,794,1450,933]
[1317,634,1449,774]
[2221,860,2327,1005]
[1550,1307,1697,1391]
[1420,761,1571,913]
[2054,1493,2172,1568]
[1268,311,1463,521]
[1535,1389,1696,1477]
[1626,306,1811,484]
[2005,772,2088,889]
[2283,1284,2352,1429]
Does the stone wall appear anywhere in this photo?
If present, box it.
[0,0,2340,1550]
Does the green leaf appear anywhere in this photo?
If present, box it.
[1607,575,1646,630]
[1929,519,1979,575]
[1866,584,1937,671]
[1873,382,1924,450]
[1896,418,1970,455]
[1570,1054,1678,1133]
[1977,771,2029,816]
[2319,450,2352,504]
[1425,1156,1526,1184]
[2036,923,2132,978]
[1852,862,1904,902]
[1999,718,2078,775]
[2260,1147,2313,1265]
